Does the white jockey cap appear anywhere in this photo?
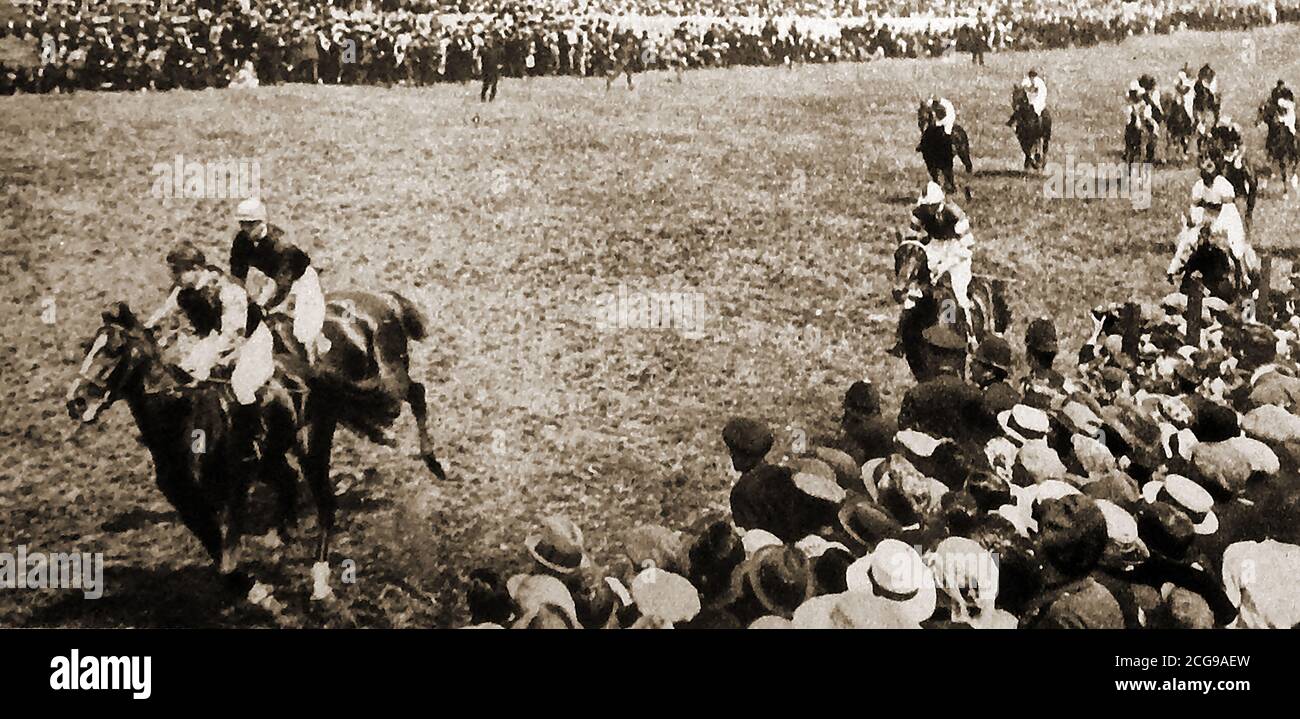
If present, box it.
[918,181,945,205]
[1128,80,1142,94]
[235,197,268,223]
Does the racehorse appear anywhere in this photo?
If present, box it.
[1193,79,1220,158]
[1256,99,1300,192]
[66,303,302,585]
[1123,114,1155,169]
[916,100,973,191]
[892,237,1010,381]
[1161,89,1196,163]
[1010,84,1052,170]
[1173,226,1254,304]
[69,289,448,578]
[262,289,448,562]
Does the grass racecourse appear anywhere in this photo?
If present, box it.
[3,24,1300,627]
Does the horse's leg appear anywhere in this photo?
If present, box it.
[154,457,224,569]
[303,410,338,564]
[218,465,253,576]
[406,380,447,480]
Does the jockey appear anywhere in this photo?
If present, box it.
[1195,63,1220,123]
[1126,82,1157,134]
[1270,79,1297,137]
[230,198,330,364]
[1170,161,1256,284]
[1007,68,1046,126]
[1210,117,1245,167]
[931,95,957,135]
[1174,65,1195,120]
[145,242,275,405]
[904,181,976,341]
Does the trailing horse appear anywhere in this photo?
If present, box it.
[916,100,973,191]
[1161,89,1196,163]
[892,237,1010,381]
[1123,116,1155,169]
[1256,99,1300,193]
[264,289,448,563]
[1010,85,1051,170]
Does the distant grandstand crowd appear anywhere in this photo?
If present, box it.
[0,0,1297,93]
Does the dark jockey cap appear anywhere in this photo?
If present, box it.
[844,380,882,417]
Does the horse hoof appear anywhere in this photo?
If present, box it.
[425,455,448,481]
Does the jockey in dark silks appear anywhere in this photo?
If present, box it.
[1194,64,1220,127]
[1269,79,1297,139]
[230,197,329,365]
[145,242,274,406]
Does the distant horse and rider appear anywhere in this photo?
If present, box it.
[917,96,973,191]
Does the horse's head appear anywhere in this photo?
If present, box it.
[917,99,934,131]
[893,236,930,307]
[66,302,154,424]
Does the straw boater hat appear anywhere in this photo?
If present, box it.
[1142,474,1218,535]
[845,538,937,624]
[791,591,922,629]
[998,404,1051,445]
[506,574,580,629]
[630,568,701,626]
[525,516,588,575]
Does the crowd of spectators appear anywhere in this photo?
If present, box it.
[1,0,1298,93]
[464,278,1300,628]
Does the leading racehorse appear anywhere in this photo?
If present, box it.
[892,235,1010,380]
[68,289,448,582]
[1010,84,1051,170]
[917,100,973,191]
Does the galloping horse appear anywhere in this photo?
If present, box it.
[1010,84,1052,170]
[916,100,973,191]
[1257,98,1300,192]
[1173,226,1255,304]
[892,237,1010,380]
[69,289,448,579]
[66,303,302,584]
[1123,113,1155,169]
[1193,71,1221,157]
[1161,88,1196,163]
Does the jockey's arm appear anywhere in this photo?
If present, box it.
[143,286,181,330]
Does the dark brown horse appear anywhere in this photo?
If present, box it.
[65,303,300,585]
[1161,89,1196,163]
[1010,85,1051,170]
[916,100,973,191]
[69,289,447,580]
[1257,99,1300,193]
[264,289,447,562]
[892,238,1010,380]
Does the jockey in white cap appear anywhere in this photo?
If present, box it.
[230,197,330,367]
[1169,162,1257,284]
[1174,65,1195,122]
[1023,68,1047,116]
[1271,79,1297,137]
[932,95,957,135]
[905,181,976,340]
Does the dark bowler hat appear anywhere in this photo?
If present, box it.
[973,336,1014,374]
[1026,317,1059,354]
[723,417,774,459]
[844,380,882,417]
[924,321,968,351]
[1190,402,1239,443]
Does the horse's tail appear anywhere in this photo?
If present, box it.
[386,291,428,342]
